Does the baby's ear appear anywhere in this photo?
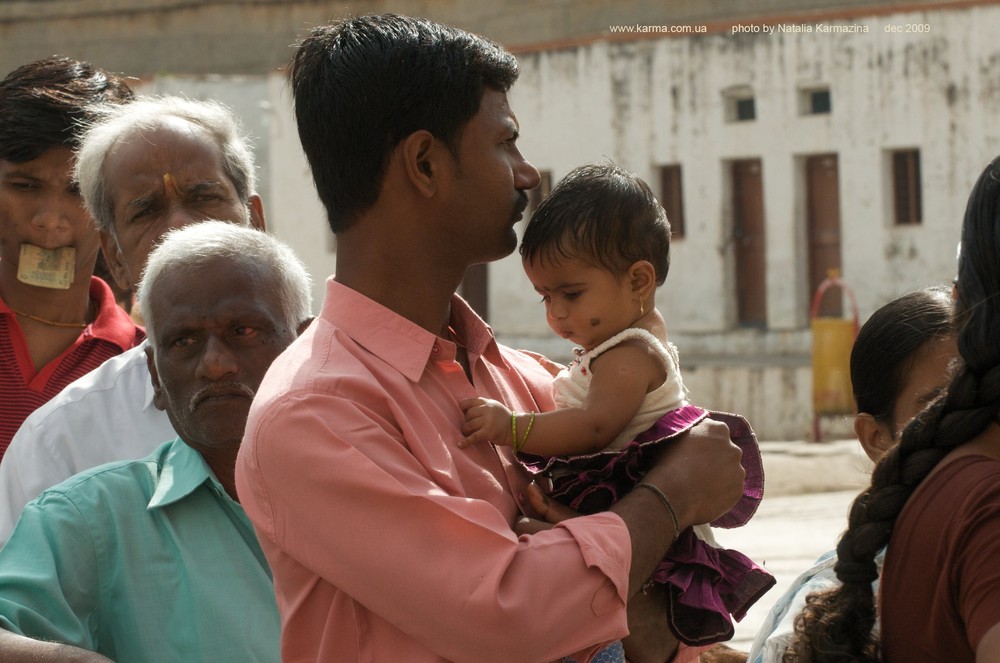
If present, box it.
[628,260,657,295]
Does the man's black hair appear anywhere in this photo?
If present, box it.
[288,14,519,233]
[0,56,134,163]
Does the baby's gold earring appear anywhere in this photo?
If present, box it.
[639,301,645,316]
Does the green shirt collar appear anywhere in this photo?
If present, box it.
[148,438,223,510]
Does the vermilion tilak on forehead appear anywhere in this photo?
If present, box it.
[162,172,181,195]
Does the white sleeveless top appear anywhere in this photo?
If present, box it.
[553,327,689,451]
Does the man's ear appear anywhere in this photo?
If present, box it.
[627,260,657,299]
[401,130,441,198]
[247,194,266,231]
[854,412,893,462]
[145,345,167,412]
[99,230,133,291]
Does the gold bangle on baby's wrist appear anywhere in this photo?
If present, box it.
[511,411,536,454]
[635,482,681,544]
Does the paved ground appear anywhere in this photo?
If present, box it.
[714,438,872,652]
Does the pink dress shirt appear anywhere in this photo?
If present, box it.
[236,279,633,662]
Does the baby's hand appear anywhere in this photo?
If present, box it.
[459,397,513,448]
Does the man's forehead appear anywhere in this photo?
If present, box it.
[108,146,232,204]
[456,88,518,143]
[151,260,269,308]
[149,264,281,320]
[0,147,75,177]
[107,122,224,175]
[156,297,270,326]
[116,115,214,146]
[482,88,516,121]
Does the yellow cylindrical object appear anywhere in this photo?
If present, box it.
[811,317,855,415]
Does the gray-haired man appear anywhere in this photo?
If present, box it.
[0,96,267,543]
[0,221,310,662]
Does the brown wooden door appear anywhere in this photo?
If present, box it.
[732,159,767,327]
[805,154,843,317]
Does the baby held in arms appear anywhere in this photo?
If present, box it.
[461,163,773,649]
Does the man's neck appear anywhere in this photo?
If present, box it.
[336,271,456,335]
[199,446,240,502]
[0,269,96,372]
[333,220,466,336]
[0,265,94,325]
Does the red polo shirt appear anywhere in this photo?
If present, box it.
[0,276,144,459]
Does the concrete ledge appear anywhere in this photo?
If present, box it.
[761,438,872,497]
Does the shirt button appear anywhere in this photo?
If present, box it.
[432,345,440,354]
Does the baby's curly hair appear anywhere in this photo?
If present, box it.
[519,162,672,284]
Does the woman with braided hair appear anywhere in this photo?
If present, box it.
[787,156,1000,662]
[745,286,955,663]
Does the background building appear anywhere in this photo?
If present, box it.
[2,0,993,437]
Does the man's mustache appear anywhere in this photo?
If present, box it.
[189,381,256,410]
[514,192,528,218]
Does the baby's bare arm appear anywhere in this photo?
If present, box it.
[459,340,666,454]
[513,341,662,456]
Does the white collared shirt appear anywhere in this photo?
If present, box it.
[0,341,176,545]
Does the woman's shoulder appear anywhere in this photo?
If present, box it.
[927,426,1000,484]
[906,447,1000,526]
[922,455,1000,500]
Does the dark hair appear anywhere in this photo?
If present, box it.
[850,286,954,430]
[0,56,133,163]
[787,156,1000,662]
[519,162,671,284]
[288,14,519,234]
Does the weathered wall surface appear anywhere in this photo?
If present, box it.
[492,4,998,437]
[501,7,997,344]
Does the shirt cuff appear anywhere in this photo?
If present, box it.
[558,511,631,617]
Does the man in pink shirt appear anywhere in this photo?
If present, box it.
[236,14,746,663]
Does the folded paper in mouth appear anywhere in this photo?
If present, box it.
[17,244,75,289]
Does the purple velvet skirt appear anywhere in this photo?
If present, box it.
[520,405,775,646]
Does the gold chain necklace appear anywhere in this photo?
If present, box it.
[7,306,88,329]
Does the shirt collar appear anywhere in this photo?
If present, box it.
[148,437,223,509]
[321,278,506,383]
[88,276,144,351]
[447,294,506,364]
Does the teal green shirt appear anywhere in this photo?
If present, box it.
[0,438,280,662]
